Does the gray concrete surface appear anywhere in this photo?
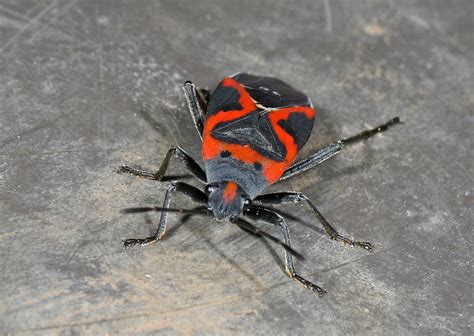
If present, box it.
[1,0,472,335]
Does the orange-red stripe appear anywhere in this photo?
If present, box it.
[223,182,238,202]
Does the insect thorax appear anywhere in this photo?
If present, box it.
[205,156,268,199]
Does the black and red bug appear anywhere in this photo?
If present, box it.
[120,73,400,296]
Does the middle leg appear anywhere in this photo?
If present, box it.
[120,146,207,183]
[254,192,373,251]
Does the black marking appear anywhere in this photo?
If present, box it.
[277,112,314,150]
[232,73,312,109]
[206,84,242,116]
[220,150,231,158]
[211,111,287,162]
[254,162,263,171]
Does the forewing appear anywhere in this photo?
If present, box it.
[231,73,312,109]
[206,80,243,117]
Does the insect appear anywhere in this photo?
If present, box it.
[120,73,400,296]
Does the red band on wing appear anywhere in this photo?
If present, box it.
[203,78,256,160]
[259,107,314,183]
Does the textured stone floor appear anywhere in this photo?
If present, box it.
[1,0,472,334]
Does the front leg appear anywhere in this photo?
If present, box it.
[254,192,373,251]
[244,205,326,296]
[123,182,208,247]
[120,146,207,184]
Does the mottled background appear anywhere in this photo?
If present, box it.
[0,0,472,335]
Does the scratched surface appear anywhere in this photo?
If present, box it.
[0,0,472,335]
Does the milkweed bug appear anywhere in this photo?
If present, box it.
[120,73,400,296]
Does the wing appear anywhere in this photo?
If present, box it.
[231,72,313,109]
[203,74,316,184]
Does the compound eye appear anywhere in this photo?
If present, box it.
[206,184,216,194]
[242,195,251,205]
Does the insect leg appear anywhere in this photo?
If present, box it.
[123,182,208,247]
[244,205,325,296]
[120,146,207,183]
[230,217,304,260]
[254,192,373,251]
[183,81,207,140]
[279,142,342,181]
[279,117,400,181]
